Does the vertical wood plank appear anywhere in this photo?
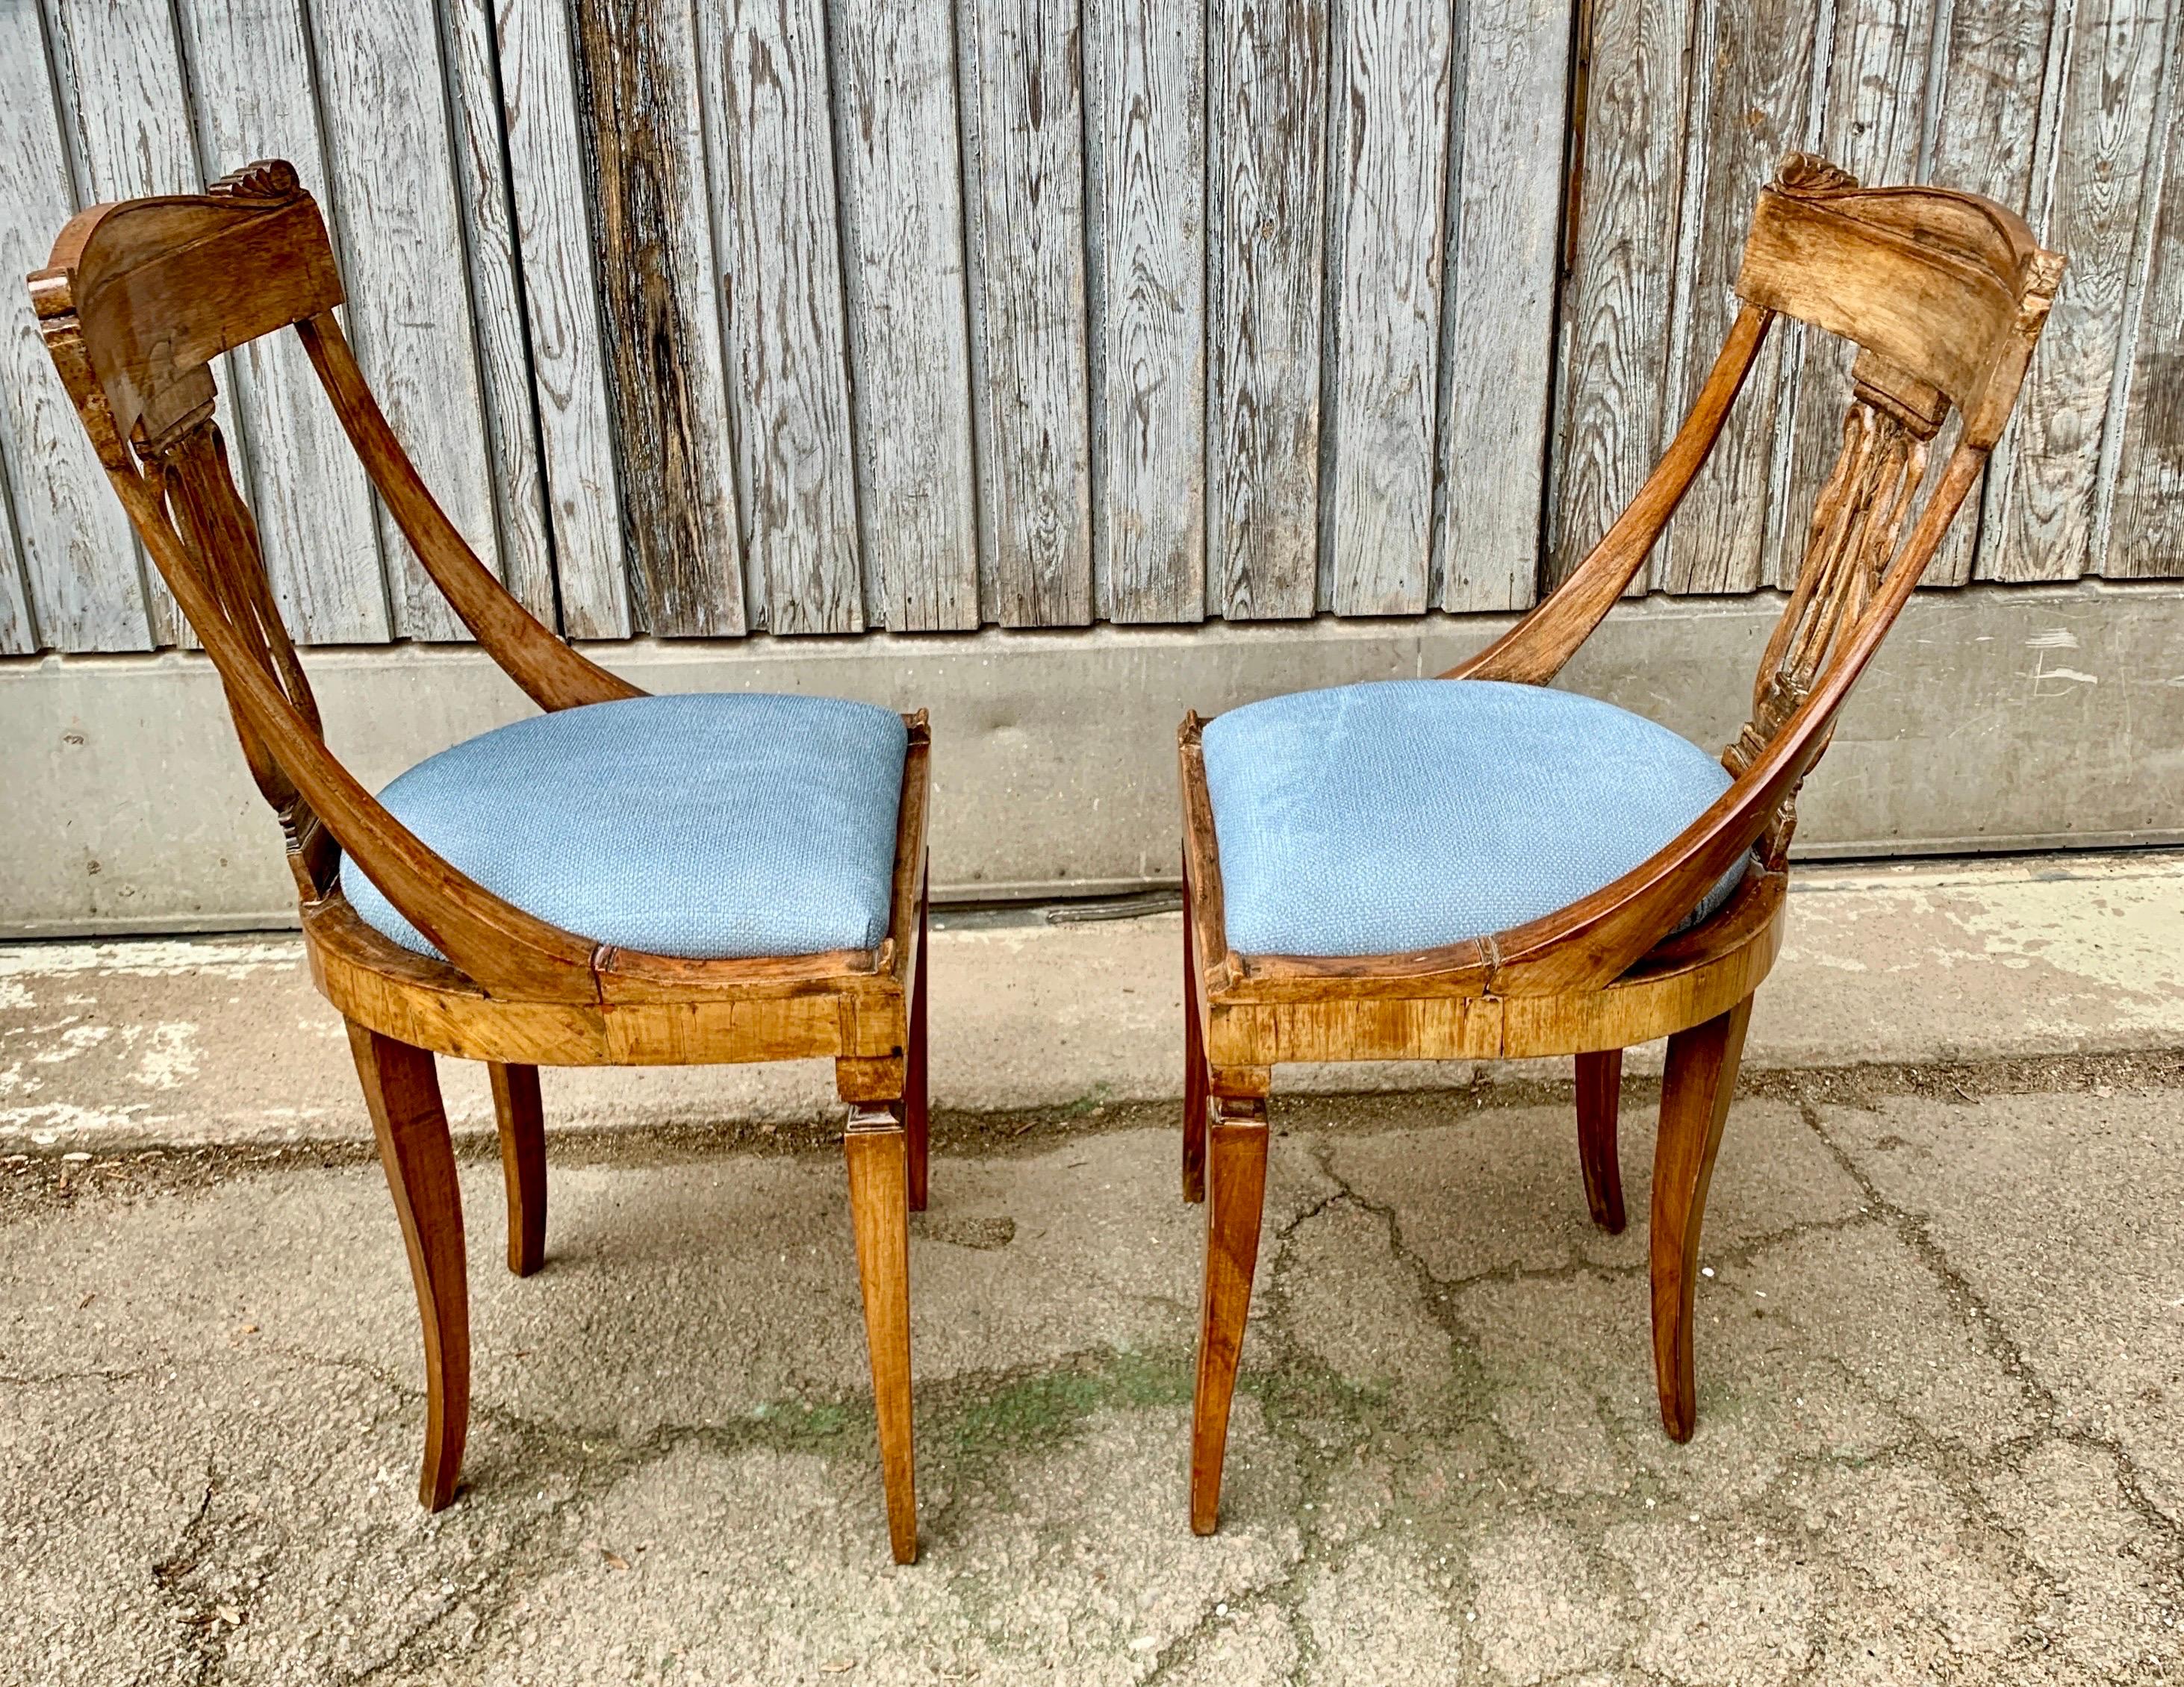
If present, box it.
[1436,0,1572,612]
[1088,0,1205,622]
[1210,0,1328,620]
[177,0,390,643]
[962,0,1094,628]
[312,0,505,640]
[570,0,746,636]
[0,502,34,655]
[0,1,146,653]
[497,0,632,638]
[43,0,205,648]
[1654,0,1820,595]
[698,0,863,634]
[1326,0,1453,615]
[445,0,560,628]
[1920,0,2058,584]
[1982,0,2167,583]
[831,0,979,631]
[1547,0,1696,589]
[2105,20,2184,579]
[1767,0,1937,588]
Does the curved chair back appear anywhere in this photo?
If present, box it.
[1440,154,2062,993]
[30,161,638,1002]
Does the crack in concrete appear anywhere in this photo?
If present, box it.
[13,1064,2183,1683]
[1802,1098,2184,1566]
[0,1364,148,1387]
[147,1462,224,1686]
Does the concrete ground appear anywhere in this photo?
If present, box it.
[2,852,2181,1684]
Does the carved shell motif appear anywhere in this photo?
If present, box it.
[208,159,303,202]
[1776,153,1858,196]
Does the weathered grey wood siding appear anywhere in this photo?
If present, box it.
[1,0,2177,656]
[1549,0,2184,593]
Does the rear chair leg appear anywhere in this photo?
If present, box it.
[1650,997,1754,1442]
[1181,852,1207,1203]
[489,1062,547,1276]
[347,1022,469,1511]
[845,1104,918,1563]
[1189,1093,1269,1535]
[904,865,930,1214]
[1575,1048,1625,1233]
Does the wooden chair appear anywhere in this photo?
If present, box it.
[30,161,930,1563]
[1176,155,2063,1533]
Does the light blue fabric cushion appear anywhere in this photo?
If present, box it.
[1201,679,1746,958]
[341,693,908,961]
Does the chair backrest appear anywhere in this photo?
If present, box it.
[31,162,338,872]
[1722,155,2063,855]
[30,161,637,1001]
[1443,152,2062,991]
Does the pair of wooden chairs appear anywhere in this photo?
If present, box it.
[32,157,2058,1562]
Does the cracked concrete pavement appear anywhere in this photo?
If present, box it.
[1,852,2182,1683]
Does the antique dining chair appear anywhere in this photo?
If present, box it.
[1176,156,2063,1532]
[29,162,930,1563]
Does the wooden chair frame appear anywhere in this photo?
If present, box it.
[1176,155,2064,1533]
[30,161,928,1562]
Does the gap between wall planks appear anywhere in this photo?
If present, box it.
[3,0,2177,658]
[0,0,143,654]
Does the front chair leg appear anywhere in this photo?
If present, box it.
[844,1105,918,1563]
[1189,1093,1269,1535]
[904,867,930,1214]
[1650,997,1753,1442]
[489,1062,547,1276]
[346,1022,469,1511]
[1575,1047,1625,1232]
[1180,853,1207,1203]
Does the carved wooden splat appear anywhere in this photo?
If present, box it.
[1726,339,1944,865]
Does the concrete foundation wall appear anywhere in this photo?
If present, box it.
[1,580,2180,937]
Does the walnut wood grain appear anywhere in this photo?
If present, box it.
[1177,158,2064,1516]
[32,165,932,1554]
[1575,1047,1625,1234]
[1651,994,1752,1440]
[844,1105,918,1563]
[490,1061,547,1278]
[904,864,930,1214]
[1189,1095,1269,1535]
[1181,846,1208,1205]
[349,1022,468,1510]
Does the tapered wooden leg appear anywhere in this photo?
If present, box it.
[1189,1094,1269,1535]
[1181,852,1207,1204]
[1576,1048,1625,1234]
[905,866,930,1214]
[845,1105,918,1563]
[347,1022,468,1511]
[1650,996,1753,1443]
[489,1062,547,1276]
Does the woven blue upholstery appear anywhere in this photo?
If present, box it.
[1201,679,1746,958]
[341,693,908,962]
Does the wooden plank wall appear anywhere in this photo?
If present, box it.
[1550,0,2184,592]
[1,0,2177,658]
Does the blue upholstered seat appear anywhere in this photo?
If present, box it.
[1201,679,1745,958]
[341,693,909,962]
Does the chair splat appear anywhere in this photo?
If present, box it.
[1726,356,1941,864]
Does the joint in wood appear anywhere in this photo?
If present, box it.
[845,1102,905,1135]
[1208,1065,1271,1101]
[1210,1094,1268,1129]
[836,1053,907,1104]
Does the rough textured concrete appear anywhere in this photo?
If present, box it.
[1,851,2180,1681]
[4,1073,2180,1683]
[7,579,2183,935]
[3,851,2181,1147]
